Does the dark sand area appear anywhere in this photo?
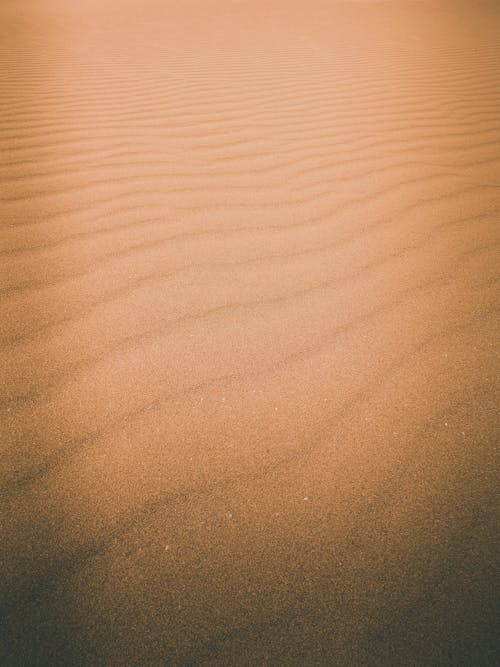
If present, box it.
[1,1,499,664]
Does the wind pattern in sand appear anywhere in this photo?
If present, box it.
[1,1,499,664]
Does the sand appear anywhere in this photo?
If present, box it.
[1,0,499,664]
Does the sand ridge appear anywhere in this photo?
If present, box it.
[1,1,499,664]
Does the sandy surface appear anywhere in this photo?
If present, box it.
[1,1,499,664]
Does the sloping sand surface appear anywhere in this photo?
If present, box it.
[1,0,499,664]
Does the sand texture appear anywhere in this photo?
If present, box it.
[1,0,499,664]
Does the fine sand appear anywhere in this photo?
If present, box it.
[1,1,499,664]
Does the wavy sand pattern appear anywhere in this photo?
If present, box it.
[1,0,499,664]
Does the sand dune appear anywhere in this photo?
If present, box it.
[1,0,499,664]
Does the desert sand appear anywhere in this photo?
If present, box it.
[1,0,499,664]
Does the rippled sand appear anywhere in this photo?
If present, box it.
[1,1,499,664]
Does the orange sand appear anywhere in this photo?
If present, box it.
[1,0,499,664]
